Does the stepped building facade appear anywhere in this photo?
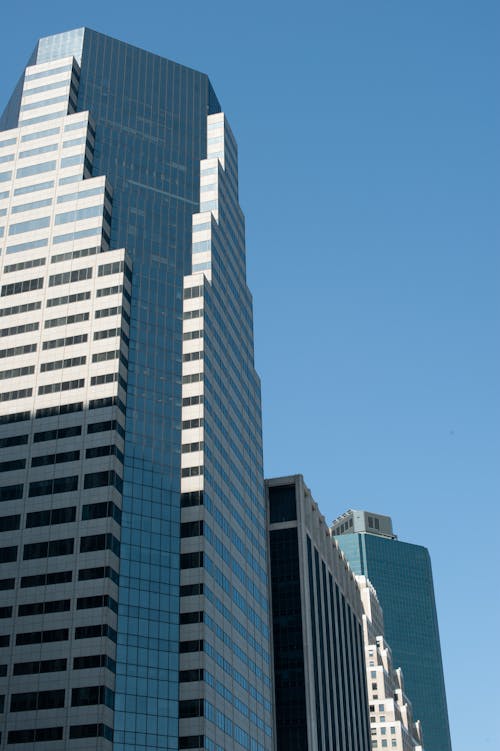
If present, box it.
[0,28,273,751]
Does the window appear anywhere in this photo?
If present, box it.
[83,470,123,493]
[180,491,203,507]
[78,566,119,584]
[179,669,203,683]
[0,320,39,334]
[82,501,121,524]
[23,538,74,560]
[8,727,63,744]
[80,533,120,557]
[0,344,36,362]
[44,311,89,328]
[179,640,203,653]
[77,595,118,613]
[31,451,80,467]
[179,736,204,749]
[36,401,83,418]
[18,600,70,616]
[42,333,87,349]
[26,506,76,527]
[49,268,92,285]
[29,476,78,497]
[73,654,116,672]
[16,628,68,645]
[0,388,32,402]
[0,515,20,532]
[47,291,90,307]
[16,161,56,179]
[71,685,114,708]
[180,611,203,625]
[180,552,203,569]
[0,485,23,502]
[69,724,113,741]
[181,520,203,537]
[179,699,204,718]
[34,425,81,442]
[180,583,203,597]
[3,257,45,272]
[0,546,17,563]
[75,624,117,642]
[21,571,71,588]
[0,301,41,318]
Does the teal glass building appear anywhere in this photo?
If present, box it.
[333,511,452,751]
[0,29,272,751]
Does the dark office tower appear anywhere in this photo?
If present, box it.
[332,510,452,751]
[0,29,273,751]
[266,475,371,751]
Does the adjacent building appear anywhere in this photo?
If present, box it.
[266,475,371,751]
[333,510,452,751]
[357,576,424,751]
[0,28,273,750]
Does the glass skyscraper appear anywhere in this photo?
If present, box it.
[0,28,273,751]
[333,510,452,751]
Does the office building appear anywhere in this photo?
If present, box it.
[357,576,424,751]
[0,28,273,750]
[333,510,452,751]
[266,475,371,751]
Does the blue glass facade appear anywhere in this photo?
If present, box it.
[336,532,452,751]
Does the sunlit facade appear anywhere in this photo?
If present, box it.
[0,29,273,751]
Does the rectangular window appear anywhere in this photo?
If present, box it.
[69,724,113,741]
[82,501,121,524]
[75,624,117,642]
[42,333,87,349]
[80,533,120,557]
[0,320,39,335]
[28,476,78,497]
[13,658,66,675]
[21,127,59,142]
[10,689,65,712]
[6,237,48,254]
[78,566,119,584]
[34,425,81,442]
[1,277,44,297]
[0,485,23,502]
[15,628,68,646]
[26,506,76,527]
[47,291,90,307]
[83,470,123,493]
[0,434,28,449]
[23,538,74,559]
[49,268,92,286]
[0,366,34,381]
[18,599,70,616]
[7,727,63,744]
[16,160,56,179]
[0,301,41,318]
[44,312,89,328]
[0,514,21,532]
[73,654,116,672]
[36,402,83,418]
[21,570,72,588]
[0,388,32,403]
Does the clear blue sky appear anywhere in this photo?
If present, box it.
[1,2,498,748]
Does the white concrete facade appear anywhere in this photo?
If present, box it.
[357,577,424,751]
[0,55,130,748]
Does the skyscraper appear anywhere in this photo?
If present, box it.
[0,28,273,751]
[357,576,424,751]
[332,510,452,751]
[266,475,371,751]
